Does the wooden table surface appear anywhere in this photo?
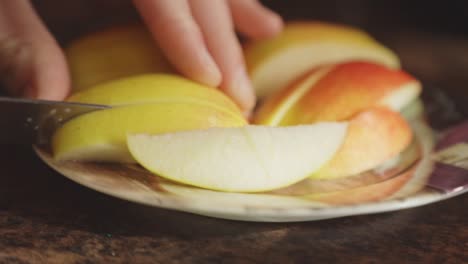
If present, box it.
[0,145,467,263]
[1,1,467,263]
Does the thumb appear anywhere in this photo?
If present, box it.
[0,0,70,100]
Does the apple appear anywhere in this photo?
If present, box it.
[68,74,244,118]
[52,103,247,163]
[271,133,420,195]
[313,107,413,179]
[66,25,174,91]
[52,22,425,201]
[244,22,401,97]
[400,98,425,122]
[126,123,348,192]
[252,62,418,180]
[52,74,247,163]
[253,61,421,125]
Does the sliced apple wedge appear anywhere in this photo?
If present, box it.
[68,74,244,118]
[66,25,174,91]
[244,22,400,97]
[52,74,248,163]
[52,103,247,163]
[312,107,413,179]
[271,137,420,195]
[254,62,421,125]
[127,123,348,192]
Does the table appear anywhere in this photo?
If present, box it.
[0,145,467,263]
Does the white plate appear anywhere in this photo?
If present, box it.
[35,118,468,222]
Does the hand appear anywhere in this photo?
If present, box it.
[133,0,283,115]
[0,0,70,100]
[0,0,283,115]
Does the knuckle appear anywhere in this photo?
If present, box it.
[155,15,199,35]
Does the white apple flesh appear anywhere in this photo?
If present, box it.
[127,124,348,192]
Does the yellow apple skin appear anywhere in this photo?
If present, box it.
[52,103,247,163]
[66,25,174,91]
[253,61,421,125]
[68,74,244,119]
[312,107,413,179]
[244,22,401,97]
[53,74,247,163]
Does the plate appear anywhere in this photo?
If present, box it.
[36,88,468,222]
[35,111,468,222]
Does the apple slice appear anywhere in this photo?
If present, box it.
[254,62,421,125]
[244,22,400,97]
[68,74,244,118]
[52,103,247,163]
[311,107,413,179]
[127,123,348,192]
[271,137,420,195]
[52,74,248,163]
[66,25,174,91]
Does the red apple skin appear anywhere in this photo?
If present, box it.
[243,21,401,98]
[253,61,421,126]
[270,140,419,195]
[313,107,413,179]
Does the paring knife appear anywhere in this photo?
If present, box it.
[0,97,109,145]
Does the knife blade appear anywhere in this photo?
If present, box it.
[0,97,110,145]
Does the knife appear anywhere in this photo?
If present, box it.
[0,97,110,145]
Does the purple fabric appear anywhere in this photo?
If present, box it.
[428,162,468,193]
[436,120,468,151]
[429,120,468,193]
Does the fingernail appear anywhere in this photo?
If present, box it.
[229,68,256,113]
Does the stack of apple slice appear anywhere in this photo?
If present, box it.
[52,74,349,192]
[253,61,420,179]
[244,22,401,98]
[52,22,428,204]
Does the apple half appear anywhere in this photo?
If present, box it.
[127,123,348,192]
[244,22,401,97]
